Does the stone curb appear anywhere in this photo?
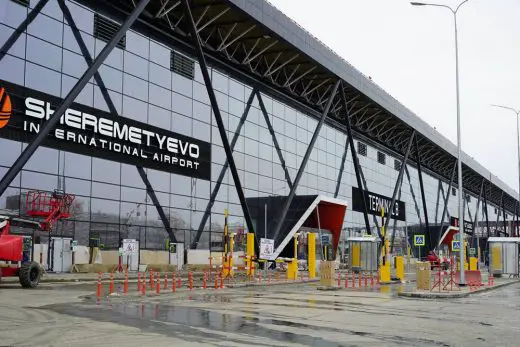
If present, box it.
[397,279,520,299]
[226,278,319,288]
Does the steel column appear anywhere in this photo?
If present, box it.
[334,138,349,198]
[434,181,442,224]
[0,0,150,196]
[502,194,507,236]
[384,131,415,235]
[190,89,256,249]
[495,192,503,236]
[340,85,371,235]
[59,0,175,242]
[183,0,256,236]
[483,185,491,239]
[271,80,340,242]
[0,0,50,62]
[256,90,293,189]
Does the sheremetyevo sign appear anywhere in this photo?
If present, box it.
[0,80,211,180]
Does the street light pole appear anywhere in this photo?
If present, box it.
[411,0,471,285]
[491,104,520,236]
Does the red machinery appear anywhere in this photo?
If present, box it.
[0,190,75,288]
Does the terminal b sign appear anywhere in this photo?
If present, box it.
[0,79,211,180]
[351,187,406,221]
[450,217,474,234]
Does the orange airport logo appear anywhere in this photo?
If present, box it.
[0,86,12,129]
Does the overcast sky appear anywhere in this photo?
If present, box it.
[269,0,520,193]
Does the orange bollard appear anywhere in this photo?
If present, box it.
[150,270,154,289]
[97,272,102,299]
[177,278,182,289]
[203,272,207,289]
[109,272,114,294]
[337,272,341,287]
[259,271,262,283]
[124,269,129,295]
[268,272,272,284]
[364,272,368,287]
[141,277,146,295]
[156,280,160,294]
[164,274,168,290]
[344,272,348,289]
[358,272,362,287]
[172,273,176,293]
[371,272,375,287]
[219,271,224,289]
[188,272,193,291]
[214,276,219,289]
[137,272,142,293]
[351,271,355,288]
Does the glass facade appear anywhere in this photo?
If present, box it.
[0,0,511,250]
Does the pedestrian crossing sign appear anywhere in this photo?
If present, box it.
[414,235,425,246]
[452,240,461,251]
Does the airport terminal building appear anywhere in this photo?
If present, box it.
[0,0,518,256]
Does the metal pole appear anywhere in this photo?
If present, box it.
[271,80,340,243]
[340,86,372,235]
[454,9,466,285]
[264,203,267,239]
[334,139,350,198]
[182,0,256,238]
[437,161,457,247]
[0,0,150,196]
[414,137,431,251]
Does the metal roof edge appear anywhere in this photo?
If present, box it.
[229,0,518,200]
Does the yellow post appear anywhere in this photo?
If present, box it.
[246,232,255,276]
[287,233,299,280]
[469,257,478,271]
[351,242,360,268]
[308,233,316,279]
[223,233,235,277]
[395,256,404,281]
[491,244,502,272]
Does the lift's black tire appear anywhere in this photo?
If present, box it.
[19,262,42,288]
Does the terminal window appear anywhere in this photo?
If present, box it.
[394,159,401,171]
[94,14,127,50]
[452,187,457,196]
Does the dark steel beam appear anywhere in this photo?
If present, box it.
[256,90,293,189]
[414,137,431,250]
[502,193,508,236]
[271,80,340,243]
[436,161,457,248]
[334,138,349,198]
[190,89,256,249]
[386,130,415,250]
[0,0,150,196]
[434,181,442,224]
[471,178,484,243]
[59,0,175,242]
[183,0,256,238]
[340,84,371,235]
[0,0,50,62]
[405,166,423,227]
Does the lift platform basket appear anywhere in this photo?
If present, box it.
[25,190,75,230]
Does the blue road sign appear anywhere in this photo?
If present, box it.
[414,235,425,246]
[452,240,461,251]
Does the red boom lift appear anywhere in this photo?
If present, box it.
[0,190,75,288]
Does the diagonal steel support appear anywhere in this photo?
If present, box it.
[471,178,485,243]
[386,131,415,252]
[190,89,256,249]
[436,161,457,248]
[495,192,503,236]
[271,80,340,243]
[0,0,150,197]
[414,137,431,251]
[334,138,349,198]
[58,0,175,242]
[183,0,256,238]
[340,85,371,235]
[502,194,507,236]
[0,0,50,62]
[256,90,293,189]
[434,181,442,224]
[405,166,423,227]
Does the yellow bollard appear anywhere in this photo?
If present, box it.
[380,262,391,283]
[308,233,316,279]
[395,256,404,281]
[469,257,478,271]
[246,233,255,277]
[287,258,298,280]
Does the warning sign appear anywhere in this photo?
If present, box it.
[122,239,138,256]
[259,238,275,260]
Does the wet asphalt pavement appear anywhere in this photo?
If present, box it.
[0,280,519,346]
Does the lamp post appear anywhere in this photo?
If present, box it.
[411,0,472,285]
[491,104,520,236]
